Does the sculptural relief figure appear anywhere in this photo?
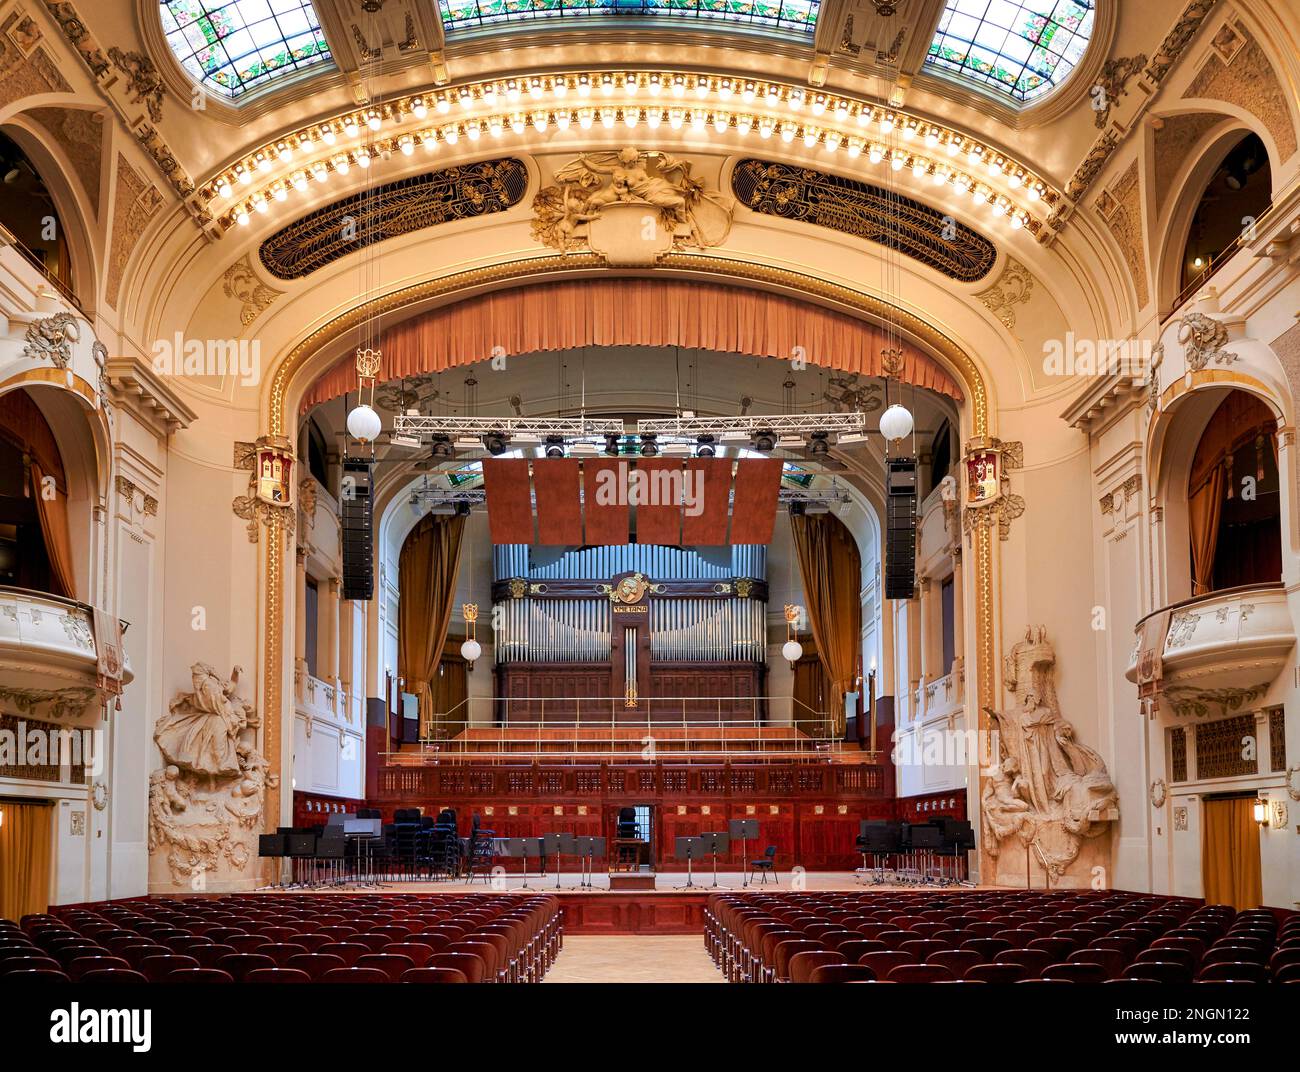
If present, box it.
[148,663,277,888]
[982,627,1118,879]
[532,147,734,254]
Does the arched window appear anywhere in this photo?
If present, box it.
[159,0,333,99]
[1178,132,1271,297]
[926,0,1094,102]
[0,389,75,598]
[1188,391,1280,594]
[0,131,72,293]
[437,0,820,34]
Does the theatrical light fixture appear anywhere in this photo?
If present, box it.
[752,430,776,452]
[604,433,622,456]
[483,433,508,455]
[639,434,659,457]
[808,433,830,455]
[430,436,454,458]
[389,431,422,449]
[544,437,566,458]
[695,435,717,457]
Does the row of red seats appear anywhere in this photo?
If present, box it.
[1,894,561,984]
[705,890,1299,983]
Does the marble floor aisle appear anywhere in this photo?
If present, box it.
[543,935,725,983]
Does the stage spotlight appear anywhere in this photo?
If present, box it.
[695,435,717,457]
[483,433,508,455]
[454,501,471,517]
[788,500,806,516]
[640,434,659,457]
[544,436,566,458]
[430,436,453,459]
[604,433,622,456]
[752,430,776,452]
[808,432,830,455]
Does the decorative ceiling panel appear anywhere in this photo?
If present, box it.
[731,159,996,282]
[258,158,529,279]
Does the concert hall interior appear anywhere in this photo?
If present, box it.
[1,0,1300,996]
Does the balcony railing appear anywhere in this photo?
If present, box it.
[0,221,81,313]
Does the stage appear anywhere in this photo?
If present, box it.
[260,872,995,933]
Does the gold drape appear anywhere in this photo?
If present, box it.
[29,458,75,599]
[1201,796,1262,910]
[431,643,470,739]
[397,514,465,736]
[789,514,861,736]
[0,801,53,923]
[1188,464,1223,595]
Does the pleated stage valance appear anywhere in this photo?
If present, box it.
[299,278,964,412]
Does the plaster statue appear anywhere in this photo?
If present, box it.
[148,663,277,887]
[982,627,1118,878]
[531,147,734,254]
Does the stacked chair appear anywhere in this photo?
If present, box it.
[0,893,561,984]
[705,890,1299,983]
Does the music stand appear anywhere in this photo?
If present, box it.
[543,833,565,889]
[589,836,607,889]
[286,832,317,888]
[909,823,944,883]
[698,832,731,888]
[674,836,705,889]
[256,834,286,890]
[728,819,758,887]
[498,837,532,889]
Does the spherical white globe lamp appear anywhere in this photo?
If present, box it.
[460,638,482,663]
[346,403,383,443]
[782,639,803,663]
[879,403,914,442]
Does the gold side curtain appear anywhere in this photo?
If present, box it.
[0,801,53,923]
[789,514,861,736]
[1188,463,1223,596]
[0,390,74,597]
[397,514,465,737]
[1201,796,1262,911]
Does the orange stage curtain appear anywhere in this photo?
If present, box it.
[1202,797,1262,910]
[789,514,862,736]
[0,801,53,923]
[28,458,75,599]
[1188,463,1223,596]
[397,514,465,736]
[301,279,964,412]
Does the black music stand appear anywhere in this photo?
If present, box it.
[555,833,578,889]
[543,833,566,890]
[698,831,731,889]
[728,819,758,887]
[286,832,317,888]
[586,836,607,889]
[674,836,705,889]
[497,838,530,889]
[909,823,944,884]
[256,834,286,890]
[343,817,383,888]
[857,821,900,885]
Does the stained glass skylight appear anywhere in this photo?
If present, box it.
[159,0,333,99]
[437,0,820,36]
[926,0,1094,102]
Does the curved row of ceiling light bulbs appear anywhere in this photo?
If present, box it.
[207,70,1059,234]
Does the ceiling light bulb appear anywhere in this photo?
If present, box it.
[234,207,249,225]
[443,126,459,144]
[277,143,292,161]
[257,155,272,172]
[555,111,571,130]
[868,145,884,164]
[601,110,617,129]
[781,125,796,143]
[272,183,288,201]
[215,179,232,198]
[669,109,684,129]
[533,110,550,130]
[237,168,252,185]
[291,172,308,190]
[803,128,818,148]
[553,79,568,98]
[691,111,706,131]
[625,109,640,129]
[412,98,428,118]
[437,97,451,113]
[511,114,526,134]
[465,124,480,140]
[321,127,337,145]
[694,78,710,99]
[356,151,371,166]
[333,154,350,174]
[736,114,752,134]
[366,111,382,131]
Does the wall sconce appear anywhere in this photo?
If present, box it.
[1252,797,1269,825]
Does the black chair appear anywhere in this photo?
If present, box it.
[466,829,496,885]
[749,846,778,885]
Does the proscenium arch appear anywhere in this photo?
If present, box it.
[257,253,1000,832]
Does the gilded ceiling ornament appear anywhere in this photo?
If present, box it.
[1144,0,1219,86]
[1065,129,1118,202]
[1177,312,1237,370]
[1092,54,1148,129]
[975,258,1034,330]
[107,46,165,123]
[260,159,528,279]
[1147,341,1165,411]
[222,254,282,327]
[532,148,734,257]
[23,312,79,368]
[823,373,883,413]
[43,2,109,76]
[733,159,997,281]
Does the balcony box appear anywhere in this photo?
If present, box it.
[1126,583,1294,716]
[0,588,133,729]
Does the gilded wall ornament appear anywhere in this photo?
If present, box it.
[533,148,734,257]
[975,258,1034,329]
[1092,54,1148,129]
[23,312,79,368]
[1178,312,1237,370]
[1150,778,1167,808]
[732,159,996,281]
[1144,0,1219,85]
[222,254,281,326]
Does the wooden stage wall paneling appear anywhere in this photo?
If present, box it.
[559,892,709,934]
[371,761,892,869]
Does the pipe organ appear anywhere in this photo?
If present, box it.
[491,545,769,721]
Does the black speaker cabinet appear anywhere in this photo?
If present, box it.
[341,456,374,601]
[885,456,917,600]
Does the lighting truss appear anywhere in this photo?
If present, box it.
[392,414,626,438]
[779,487,850,507]
[635,412,867,436]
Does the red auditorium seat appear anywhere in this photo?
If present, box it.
[317,942,369,967]
[964,962,1028,983]
[429,952,485,984]
[927,949,982,977]
[401,967,469,983]
[859,950,913,979]
[1041,962,1107,983]
[961,938,1012,962]
[2,969,69,982]
[245,968,312,983]
[78,968,148,983]
[996,948,1052,975]
[356,953,417,982]
[322,967,393,984]
[809,964,876,983]
[788,950,845,984]
[0,955,61,975]
[773,939,822,983]
[1124,961,1191,983]
[890,963,956,983]
[1197,962,1266,983]
[67,956,132,980]
[216,953,277,982]
[140,954,201,982]
[899,939,946,962]
[382,943,433,969]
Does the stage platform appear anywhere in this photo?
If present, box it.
[260,873,995,934]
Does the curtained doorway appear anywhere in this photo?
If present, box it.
[1201,794,1263,910]
[0,800,54,922]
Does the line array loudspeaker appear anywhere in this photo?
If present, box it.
[885,456,917,601]
[341,456,374,601]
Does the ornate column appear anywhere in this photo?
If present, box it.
[324,577,341,684]
[294,545,308,677]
